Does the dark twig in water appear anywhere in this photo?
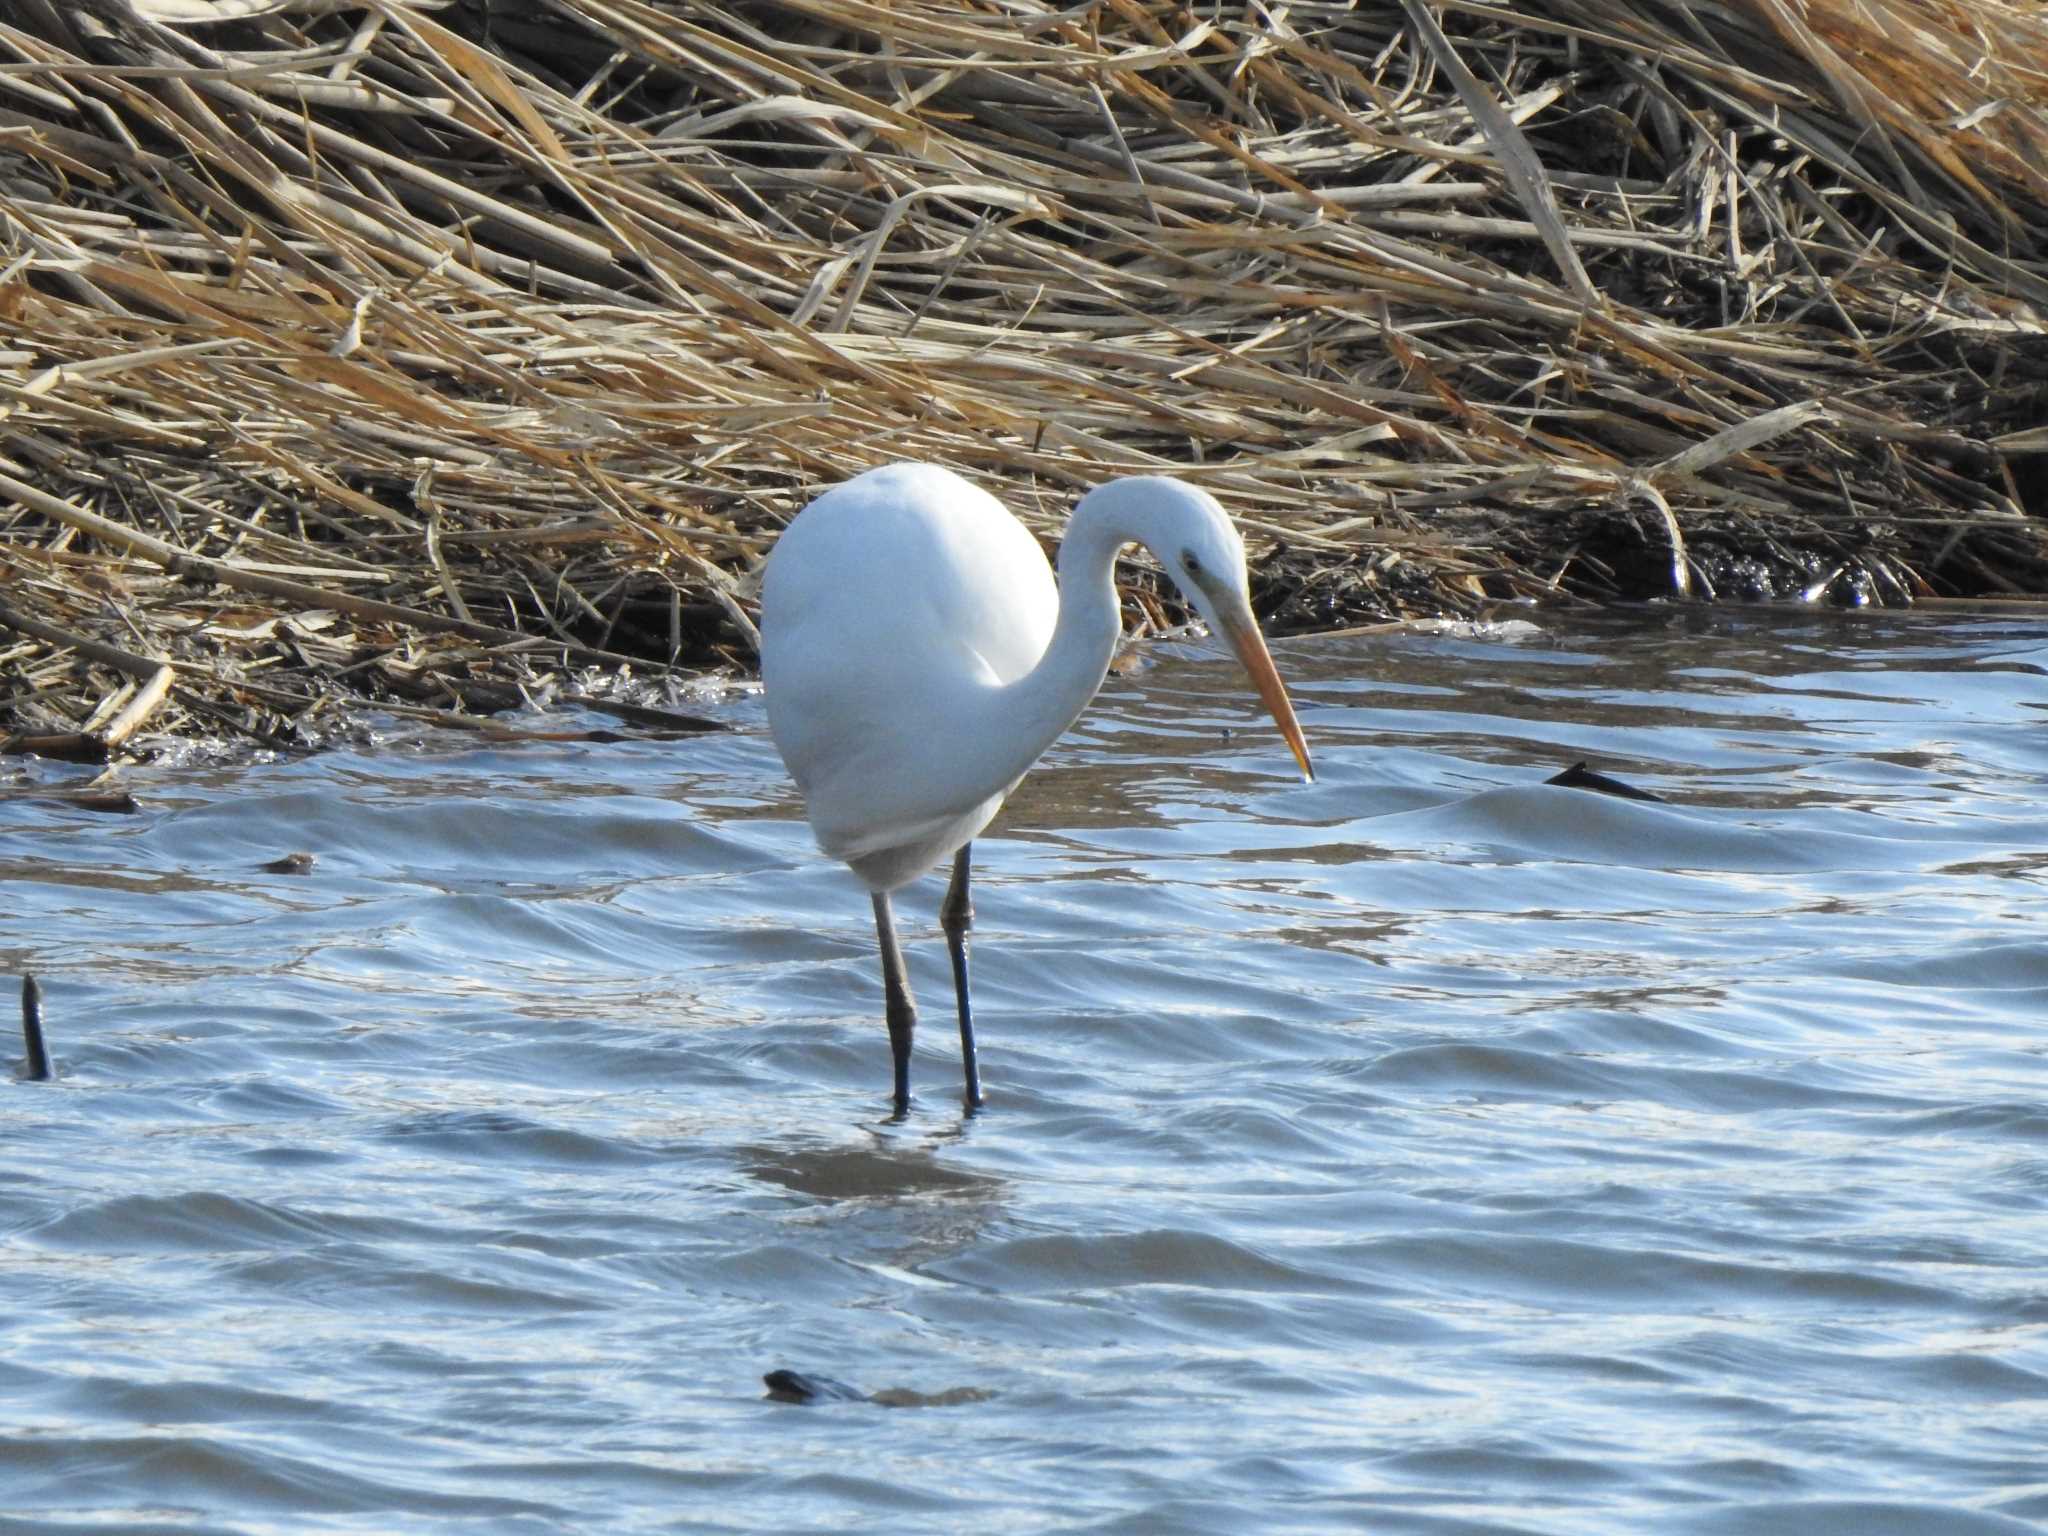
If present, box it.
[559,696,729,735]
[19,975,51,1082]
[1545,762,1668,802]
[0,788,141,814]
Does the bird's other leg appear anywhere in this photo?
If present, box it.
[872,891,916,1119]
[941,844,984,1111]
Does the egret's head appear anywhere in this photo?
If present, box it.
[1080,475,1314,783]
[1165,496,1253,632]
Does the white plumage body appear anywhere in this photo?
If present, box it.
[757,460,1312,1113]
[762,463,1059,891]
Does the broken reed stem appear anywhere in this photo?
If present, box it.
[0,593,167,681]
[100,663,175,748]
[1398,0,1599,306]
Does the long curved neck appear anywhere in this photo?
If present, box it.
[962,502,1131,789]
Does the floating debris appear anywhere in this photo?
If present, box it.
[763,1370,870,1406]
[1545,762,1669,803]
[762,1369,993,1409]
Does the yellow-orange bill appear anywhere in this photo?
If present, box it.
[1221,612,1314,782]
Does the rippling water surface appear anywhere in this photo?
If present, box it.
[4,607,2048,1535]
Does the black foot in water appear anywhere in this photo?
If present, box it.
[1545,761,1667,802]
[764,1369,868,1405]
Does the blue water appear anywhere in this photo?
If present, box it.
[3,607,2046,1533]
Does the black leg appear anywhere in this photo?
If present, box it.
[941,844,983,1110]
[872,892,915,1119]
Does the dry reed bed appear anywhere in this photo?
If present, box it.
[0,0,2043,759]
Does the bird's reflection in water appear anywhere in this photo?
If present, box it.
[739,1128,1001,1206]
[744,1122,1006,1284]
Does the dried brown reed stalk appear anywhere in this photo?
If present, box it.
[0,0,2042,753]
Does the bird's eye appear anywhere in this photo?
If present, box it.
[1181,549,1204,578]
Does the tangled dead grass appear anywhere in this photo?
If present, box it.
[0,0,2044,758]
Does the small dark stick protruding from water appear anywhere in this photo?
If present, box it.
[20,975,51,1081]
[1545,761,1667,803]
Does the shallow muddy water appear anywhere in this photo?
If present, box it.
[4,607,2048,1535]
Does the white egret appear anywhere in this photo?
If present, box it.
[761,463,1313,1117]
